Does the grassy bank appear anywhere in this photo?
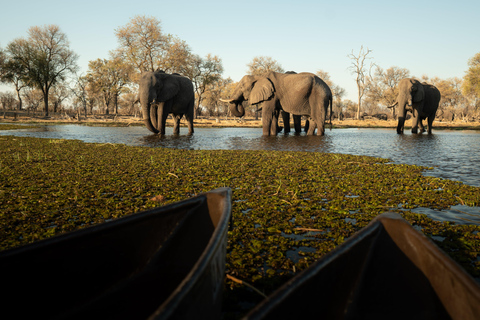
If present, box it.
[1,136,479,317]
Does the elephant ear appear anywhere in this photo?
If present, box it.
[158,76,180,102]
[413,81,425,103]
[250,78,274,105]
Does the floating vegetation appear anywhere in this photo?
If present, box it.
[0,135,479,318]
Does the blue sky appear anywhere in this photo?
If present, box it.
[1,0,479,101]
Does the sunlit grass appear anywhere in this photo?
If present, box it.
[1,136,479,317]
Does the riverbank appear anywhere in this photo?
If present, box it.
[2,113,480,130]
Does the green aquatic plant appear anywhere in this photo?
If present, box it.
[0,135,479,318]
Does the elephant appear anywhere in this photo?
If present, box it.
[139,70,194,135]
[388,78,441,134]
[280,71,309,134]
[221,71,332,136]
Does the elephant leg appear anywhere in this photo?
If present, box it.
[172,114,181,135]
[293,115,302,133]
[427,115,434,134]
[261,100,277,136]
[156,102,168,135]
[418,119,426,133]
[281,111,291,133]
[271,110,279,135]
[411,110,420,134]
[307,120,317,135]
[304,119,309,133]
[185,100,194,135]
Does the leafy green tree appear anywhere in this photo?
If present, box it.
[6,25,78,116]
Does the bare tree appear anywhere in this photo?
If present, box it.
[247,56,284,76]
[0,92,17,112]
[114,15,192,78]
[366,66,410,118]
[71,74,90,117]
[348,46,373,120]
[316,70,345,118]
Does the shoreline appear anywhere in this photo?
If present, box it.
[1,114,480,131]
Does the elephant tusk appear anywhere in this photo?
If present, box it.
[388,102,398,108]
[220,98,234,103]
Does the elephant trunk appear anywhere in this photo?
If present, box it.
[141,95,159,134]
[396,117,405,134]
[229,102,245,118]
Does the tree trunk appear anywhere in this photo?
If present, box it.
[15,87,23,111]
[43,89,49,117]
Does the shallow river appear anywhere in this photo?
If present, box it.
[1,124,479,224]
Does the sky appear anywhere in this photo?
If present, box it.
[1,0,479,101]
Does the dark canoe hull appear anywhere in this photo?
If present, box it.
[0,188,232,320]
[246,212,480,320]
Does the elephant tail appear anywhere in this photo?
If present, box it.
[329,95,333,129]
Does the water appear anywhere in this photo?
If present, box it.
[1,124,479,224]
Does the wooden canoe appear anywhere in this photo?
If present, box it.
[245,212,480,320]
[0,187,231,320]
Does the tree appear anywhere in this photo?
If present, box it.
[49,82,70,113]
[246,56,284,76]
[435,77,465,120]
[23,87,44,112]
[463,52,480,113]
[190,54,224,118]
[114,15,192,77]
[71,74,89,117]
[348,46,373,120]
[6,25,78,117]
[0,47,27,110]
[316,70,345,118]
[366,66,410,117]
[0,92,17,111]
[86,58,132,114]
[202,77,233,117]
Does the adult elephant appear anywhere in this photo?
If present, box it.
[139,70,194,135]
[388,78,441,134]
[221,71,332,136]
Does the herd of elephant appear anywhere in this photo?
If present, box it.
[139,70,441,136]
